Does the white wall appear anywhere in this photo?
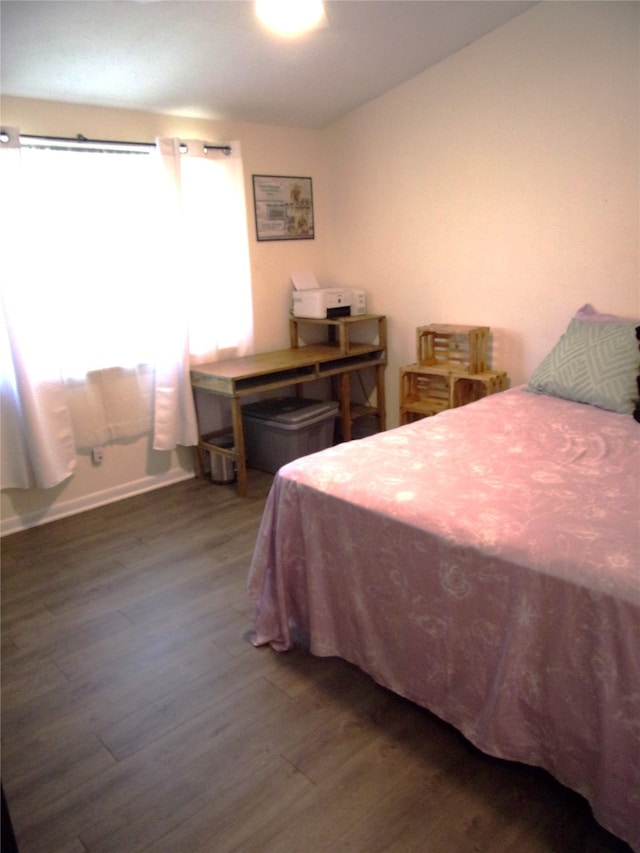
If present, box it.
[2,0,638,532]
[323,0,639,421]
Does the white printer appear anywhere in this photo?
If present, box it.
[291,271,367,319]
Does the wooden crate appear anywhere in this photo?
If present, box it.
[417,324,490,374]
[400,365,451,417]
[451,371,509,407]
[399,364,509,424]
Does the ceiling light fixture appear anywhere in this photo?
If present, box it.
[255,0,327,37]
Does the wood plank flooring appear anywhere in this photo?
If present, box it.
[1,472,633,853]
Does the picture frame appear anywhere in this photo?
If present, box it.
[252,175,314,241]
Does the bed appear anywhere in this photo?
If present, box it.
[248,307,640,851]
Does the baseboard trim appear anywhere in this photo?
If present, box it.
[1,468,195,536]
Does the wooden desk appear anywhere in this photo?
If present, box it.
[191,317,386,496]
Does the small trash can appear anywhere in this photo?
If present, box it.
[242,397,339,473]
[208,435,236,484]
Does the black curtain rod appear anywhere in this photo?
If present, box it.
[0,130,231,155]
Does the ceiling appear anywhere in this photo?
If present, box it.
[0,0,537,129]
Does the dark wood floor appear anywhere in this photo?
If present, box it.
[1,472,633,853]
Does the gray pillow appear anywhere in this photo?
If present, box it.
[528,310,639,414]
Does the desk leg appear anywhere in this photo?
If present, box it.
[191,388,207,480]
[376,363,386,432]
[339,324,348,354]
[193,445,206,480]
[340,372,352,442]
[231,397,248,498]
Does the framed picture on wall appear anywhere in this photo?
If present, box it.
[252,175,314,241]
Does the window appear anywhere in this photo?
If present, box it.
[5,141,253,374]
[0,134,253,487]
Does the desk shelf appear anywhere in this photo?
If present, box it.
[289,315,386,443]
[290,313,387,355]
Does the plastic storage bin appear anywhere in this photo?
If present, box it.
[242,397,339,473]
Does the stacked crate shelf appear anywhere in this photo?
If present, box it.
[400,324,509,424]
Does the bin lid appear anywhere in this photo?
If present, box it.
[242,397,338,426]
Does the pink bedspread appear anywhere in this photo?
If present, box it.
[248,387,640,850]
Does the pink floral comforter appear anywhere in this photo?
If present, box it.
[248,387,640,850]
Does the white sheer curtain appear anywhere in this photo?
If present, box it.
[152,138,254,450]
[0,128,77,489]
[0,130,253,489]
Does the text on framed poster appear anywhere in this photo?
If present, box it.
[252,175,314,241]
